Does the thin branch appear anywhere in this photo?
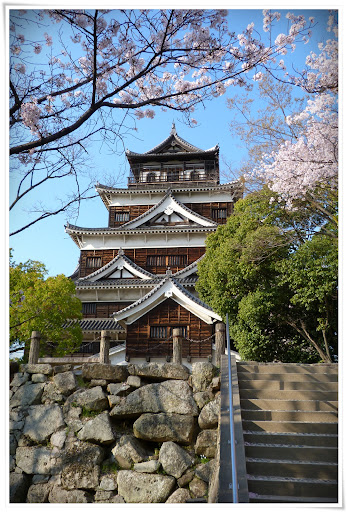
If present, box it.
[10,191,97,236]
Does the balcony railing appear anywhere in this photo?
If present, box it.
[128,173,219,186]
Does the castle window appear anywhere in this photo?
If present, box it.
[147,255,166,267]
[190,170,200,181]
[170,326,188,338]
[150,326,167,339]
[147,255,187,268]
[82,303,96,315]
[212,208,227,220]
[147,172,156,183]
[86,257,102,268]
[168,255,187,267]
[150,326,187,339]
[166,170,180,182]
[115,211,130,222]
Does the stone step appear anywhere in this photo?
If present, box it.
[242,420,338,435]
[238,372,338,382]
[247,474,338,499]
[238,380,338,391]
[237,363,338,375]
[240,398,338,412]
[249,493,337,503]
[243,431,338,448]
[245,444,338,463]
[239,389,338,401]
[241,409,337,423]
[245,458,338,480]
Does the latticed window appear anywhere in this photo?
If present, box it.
[212,208,227,220]
[150,326,187,338]
[165,168,180,182]
[147,255,166,267]
[115,211,130,222]
[146,172,156,183]
[168,255,187,267]
[82,303,96,315]
[170,326,188,338]
[190,170,200,181]
[150,326,167,339]
[147,255,187,267]
[86,257,102,268]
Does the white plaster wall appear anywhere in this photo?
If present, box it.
[80,231,211,250]
[76,288,151,302]
[107,189,234,207]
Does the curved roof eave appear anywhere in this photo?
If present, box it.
[65,222,216,236]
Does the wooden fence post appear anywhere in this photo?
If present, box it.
[215,322,226,368]
[172,327,182,364]
[28,331,41,364]
[100,330,110,364]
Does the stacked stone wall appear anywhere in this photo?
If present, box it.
[9,361,220,503]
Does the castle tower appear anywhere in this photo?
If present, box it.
[65,125,242,363]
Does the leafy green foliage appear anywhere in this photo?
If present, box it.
[80,407,100,418]
[10,250,82,358]
[76,375,89,388]
[197,188,337,363]
[101,461,119,474]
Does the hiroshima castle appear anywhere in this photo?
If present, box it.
[65,124,243,364]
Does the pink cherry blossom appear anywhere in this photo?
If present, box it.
[34,44,42,54]
[21,100,42,136]
[44,33,53,46]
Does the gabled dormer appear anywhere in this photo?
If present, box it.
[77,249,155,283]
[126,123,219,188]
[119,191,217,230]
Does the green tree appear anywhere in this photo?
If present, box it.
[10,251,83,359]
[196,188,337,363]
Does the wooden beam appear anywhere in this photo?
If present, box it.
[38,357,98,365]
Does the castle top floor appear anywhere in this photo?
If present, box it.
[126,123,219,188]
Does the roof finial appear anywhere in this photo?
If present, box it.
[118,248,124,256]
[171,121,176,135]
[166,267,172,277]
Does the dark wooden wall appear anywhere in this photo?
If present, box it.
[126,298,213,358]
[108,201,234,227]
[79,247,205,277]
[109,204,151,227]
[82,302,132,318]
[186,201,234,224]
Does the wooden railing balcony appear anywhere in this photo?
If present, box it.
[128,173,219,187]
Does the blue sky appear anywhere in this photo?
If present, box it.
[8,8,335,277]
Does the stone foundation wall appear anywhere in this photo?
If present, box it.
[9,361,220,504]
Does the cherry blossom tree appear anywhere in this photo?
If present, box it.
[10,9,316,234]
[251,15,338,225]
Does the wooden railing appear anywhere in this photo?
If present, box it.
[128,174,219,186]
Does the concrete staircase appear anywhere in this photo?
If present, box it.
[237,362,338,503]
